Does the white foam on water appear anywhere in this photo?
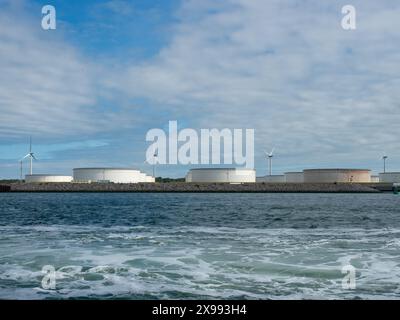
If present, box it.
[1,225,400,299]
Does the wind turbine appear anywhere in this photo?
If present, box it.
[21,137,37,175]
[264,148,275,176]
[382,154,388,173]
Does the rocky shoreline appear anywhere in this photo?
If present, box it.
[1,182,392,193]
[0,185,11,192]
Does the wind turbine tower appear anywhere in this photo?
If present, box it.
[21,137,37,175]
[265,148,275,176]
[19,160,23,181]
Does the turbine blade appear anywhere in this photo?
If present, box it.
[21,154,30,160]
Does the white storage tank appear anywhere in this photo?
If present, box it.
[73,168,144,183]
[185,171,193,182]
[256,175,285,183]
[25,174,73,183]
[145,175,156,183]
[138,172,147,182]
[371,175,380,183]
[379,172,400,183]
[185,168,256,183]
[284,172,304,183]
[303,169,371,183]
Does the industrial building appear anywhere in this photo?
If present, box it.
[185,168,256,183]
[303,169,371,183]
[25,174,73,183]
[284,172,304,183]
[379,172,400,183]
[73,168,155,183]
[256,175,285,183]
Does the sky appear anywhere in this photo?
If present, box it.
[0,0,399,179]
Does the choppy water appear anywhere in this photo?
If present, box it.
[0,193,399,299]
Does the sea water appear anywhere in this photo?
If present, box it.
[0,192,399,299]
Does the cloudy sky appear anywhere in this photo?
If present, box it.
[0,0,399,178]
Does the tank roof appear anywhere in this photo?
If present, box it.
[189,168,254,171]
[379,172,400,174]
[25,174,72,177]
[303,168,370,172]
[73,167,140,171]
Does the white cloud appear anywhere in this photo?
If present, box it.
[121,0,400,171]
[1,0,400,177]
[99,0,135,15]
[0,1,131,141]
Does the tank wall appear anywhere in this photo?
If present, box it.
[138,173,147,182]
[25,175,73,183]
[73,169,142,183]
[371,176,380,183]
[190,170,229,182]
[379,173,400,183]
[228,169,256,183]
[185,172,192,182]
[284,172,304,183]
[187,169,255,183]
[303,170,371,183]
[256,175,285,183]
[145,176,155,183]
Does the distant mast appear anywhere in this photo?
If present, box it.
[382,154,388,173]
